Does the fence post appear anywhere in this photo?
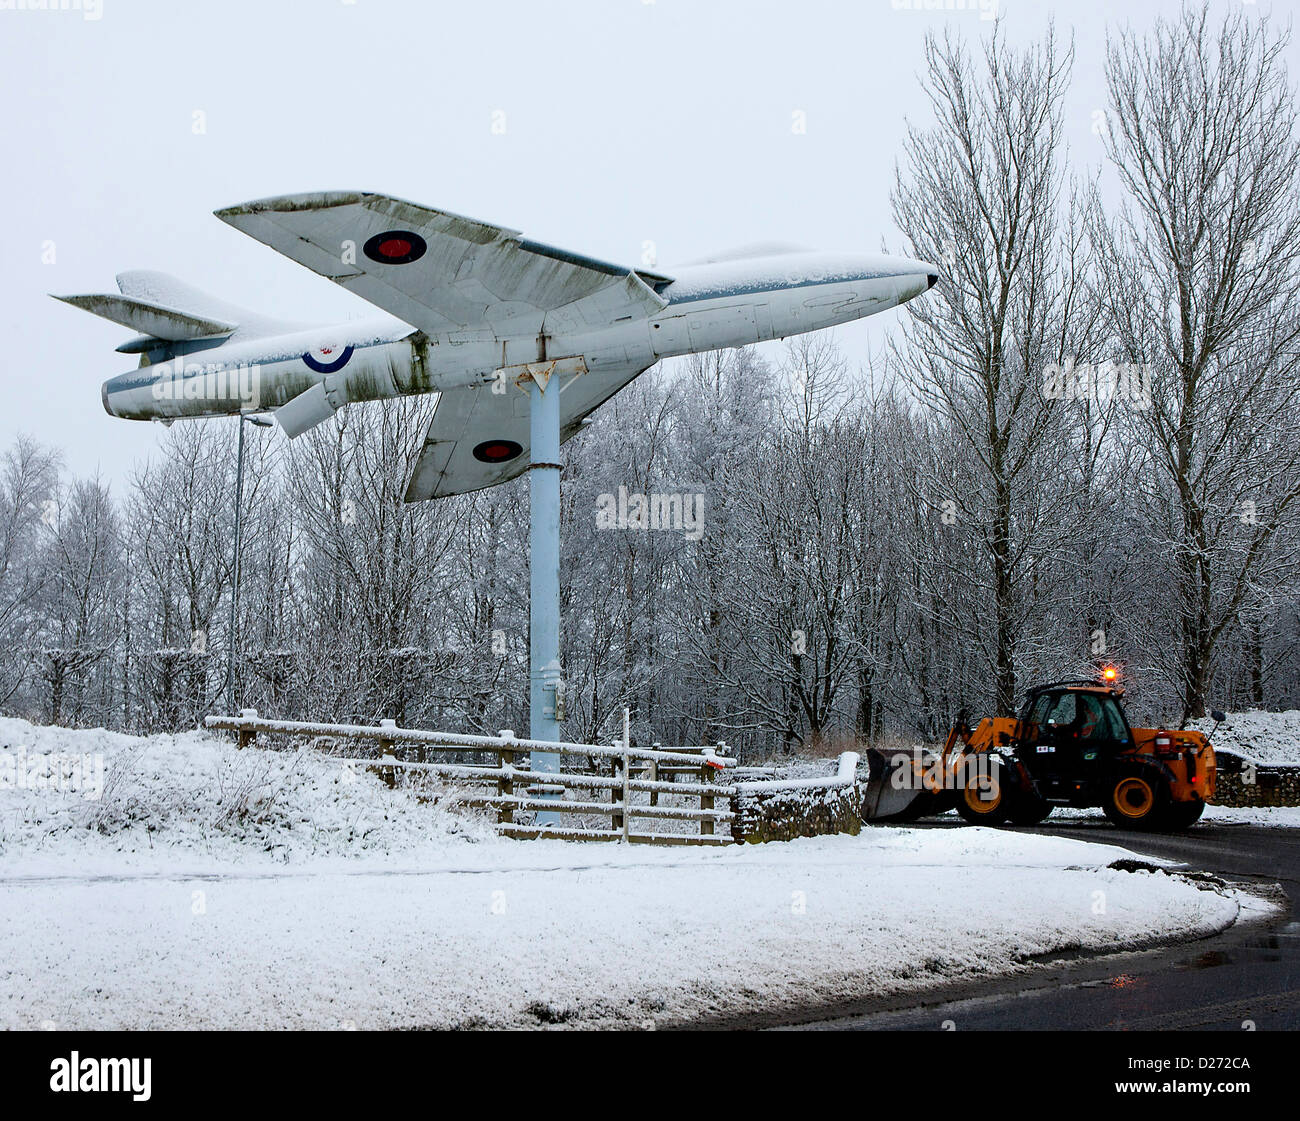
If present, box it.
[377,718,397,789]
[621,707,632,842]
[611,749,626,837]
[236,708,258,749]
[700,782,715,836]
[497,729,515,827]
[702,741,728,838]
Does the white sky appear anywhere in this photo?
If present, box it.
[0,0,1287,488]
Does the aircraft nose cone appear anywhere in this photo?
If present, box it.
[908,258,940,284]
[893,256,940,285]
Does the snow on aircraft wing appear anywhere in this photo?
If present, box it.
[214,192,673,338]
[405,360,653,500]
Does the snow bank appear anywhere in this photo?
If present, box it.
[0,717,492,868]
[1191,709,1300,765]
[1203,804,1300,826]
[1,831,1251,1029]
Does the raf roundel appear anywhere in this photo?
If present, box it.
[363,230,428,265]
[302,343,354,374]
[472,439,524,464]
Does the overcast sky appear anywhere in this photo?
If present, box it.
[1,0,1290,488]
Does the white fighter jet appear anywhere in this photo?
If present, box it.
[60,192,938,499]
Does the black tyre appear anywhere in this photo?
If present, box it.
[955,755,1011,825]
[1006,791,1053,825]
[1161,799,1206,830]
[1102,770,1171,830]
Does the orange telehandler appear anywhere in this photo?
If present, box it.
[863,676,1219,831]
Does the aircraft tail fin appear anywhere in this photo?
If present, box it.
[115,270,301,338]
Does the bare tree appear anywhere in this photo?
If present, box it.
[891,25,1086,715]
[39,475,121,724]
[286,397,463,724]
[0,436,60,708]
[126,422,243,728]
[1093,5,1300,720]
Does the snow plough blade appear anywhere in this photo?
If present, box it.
[859,748,928,821]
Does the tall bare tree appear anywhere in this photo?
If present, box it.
[1093,6,1300,720]
[0,436,60,708]
[891,25,1087,715]
[39,475,120,724]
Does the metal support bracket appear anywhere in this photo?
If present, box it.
[502,355,588,395]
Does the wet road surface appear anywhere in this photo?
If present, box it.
[797,819,1299,1031]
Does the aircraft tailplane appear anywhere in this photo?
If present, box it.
[53,271,306,357]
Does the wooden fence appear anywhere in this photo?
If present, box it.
[204,709,740,845]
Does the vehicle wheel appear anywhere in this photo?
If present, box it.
[1161,799,1206,830]
[1006,791,1053,825]
[955,756,1010,825]
[1102,771,1171,830]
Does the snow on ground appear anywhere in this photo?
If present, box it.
[1202,804,1300,826]
[1049,804,1300,827]
[0,716,493,871]
[1190,709,1300,764]
[0,718,1267,1029]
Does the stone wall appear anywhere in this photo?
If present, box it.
[1209,751,1300,808]
[732,781,865,843]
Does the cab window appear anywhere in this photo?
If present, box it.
[1094,696,1130,743]
[1043,692,1128,743]
[1044,693,1077,728]
[1026,694,1053,730]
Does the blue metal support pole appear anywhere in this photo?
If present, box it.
[528,370,562,822]
[224,415,247,715]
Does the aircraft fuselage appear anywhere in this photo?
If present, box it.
[101,249,937,422]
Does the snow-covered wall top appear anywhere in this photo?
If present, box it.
[1191,710,1300,766]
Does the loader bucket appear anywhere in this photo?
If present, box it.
[859,748,927,821]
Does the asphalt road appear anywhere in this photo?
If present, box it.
[799,818,1300,1031]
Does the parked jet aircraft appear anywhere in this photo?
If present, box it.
[59,192,938,499]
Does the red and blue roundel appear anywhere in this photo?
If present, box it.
[363,230,427,265]
[302,344,354,373]
[472,439,524,463]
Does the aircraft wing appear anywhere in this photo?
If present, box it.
[214,191,673,338]
[405,360,653,500]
